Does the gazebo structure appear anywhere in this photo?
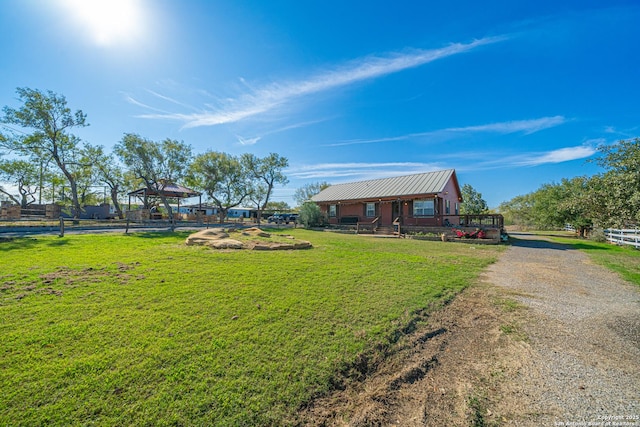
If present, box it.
[127,183,201,219]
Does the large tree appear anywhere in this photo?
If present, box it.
[115,134,192,227]
[591,138,640,227]
[241,153,288,224]
[187,151,248,223]
[0,159,41,208]
[460,183,488,215]
[293,181,330,206]
[499,177,593,236]
[264,201,291,212]
[83,145,126,219]
[0,88,88,218]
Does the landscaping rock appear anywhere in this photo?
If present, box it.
[210,239,245,249]
[185,229,230,245]
[240,227,271,238]
[185,228,312,250]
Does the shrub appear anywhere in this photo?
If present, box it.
[299,201,324,227]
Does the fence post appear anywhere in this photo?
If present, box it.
[125,219,130,234]
[59,217,64,237]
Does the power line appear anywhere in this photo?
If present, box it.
[0,123,30,135]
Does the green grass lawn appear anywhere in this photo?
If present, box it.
[0,230,502,426]
[543,233,640,287]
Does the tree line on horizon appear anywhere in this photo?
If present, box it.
[5,88,631,234]
[0,87,294,224]
[0,88,492,228]
[498,138,640,236]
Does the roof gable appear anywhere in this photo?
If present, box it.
[311,169,458,202]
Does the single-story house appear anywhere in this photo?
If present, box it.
[311,169,463,227]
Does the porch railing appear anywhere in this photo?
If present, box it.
[393,216,401,235]
[356,217,379,234]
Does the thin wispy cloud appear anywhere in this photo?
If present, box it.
[236,135,261,146]
[446,116,566,134]
[466,143,597,170]
[326,116,566,147]
[290,143,597,183]
[602,126,638,138]
[134,36,507,128]
[234,118,332,147]
[145,89,201,112]
[123,93,172,114]
[287,162,445,180]
[517,144,597,166]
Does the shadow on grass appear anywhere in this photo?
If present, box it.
[124,231,190,239]
[566,242,611,251]
[509,234,610,251]
[0,236,73,251]
[508,236,574,251]
[0,237,40,252]
[46,239,71,247]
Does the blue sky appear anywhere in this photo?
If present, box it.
[1,0,639,208]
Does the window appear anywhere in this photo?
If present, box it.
[413,199,434,217]
[329,204,337,217]
[445,200,451,214]
[455,202,459,215]
[365,203,376,217]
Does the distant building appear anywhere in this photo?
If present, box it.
[180,205,256,219]
[311,169,463,227]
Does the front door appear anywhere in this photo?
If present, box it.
[391,201,401,223]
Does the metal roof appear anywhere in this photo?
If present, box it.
[311,169,456,202]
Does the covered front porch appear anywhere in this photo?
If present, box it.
[321,197,461,228]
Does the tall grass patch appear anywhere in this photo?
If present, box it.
[0,230,502,425]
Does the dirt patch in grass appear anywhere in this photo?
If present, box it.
[1,263,138,302]
[297,283,531,426]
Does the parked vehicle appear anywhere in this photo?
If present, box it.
[267,213,298,224]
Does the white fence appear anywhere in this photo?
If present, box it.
[604,228,640,249]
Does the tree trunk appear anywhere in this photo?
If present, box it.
[20,189,28,209]
[160,195,175,231]
[110,187,124,219]
[68,179,81,220]
[57,160,81,220]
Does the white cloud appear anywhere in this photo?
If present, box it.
[287,162,444,180]
[233,118,331,147]
[145,89,200,112]
[327,116,566,146]
[236,135,261,146]
[518,144,597,166]
[446,116,566,134]
[451,144,598,171]
[135,36,507,127]
[123,93,171,113]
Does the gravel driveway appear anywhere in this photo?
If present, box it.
[486,233,640,426]
[300,232,639,426]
